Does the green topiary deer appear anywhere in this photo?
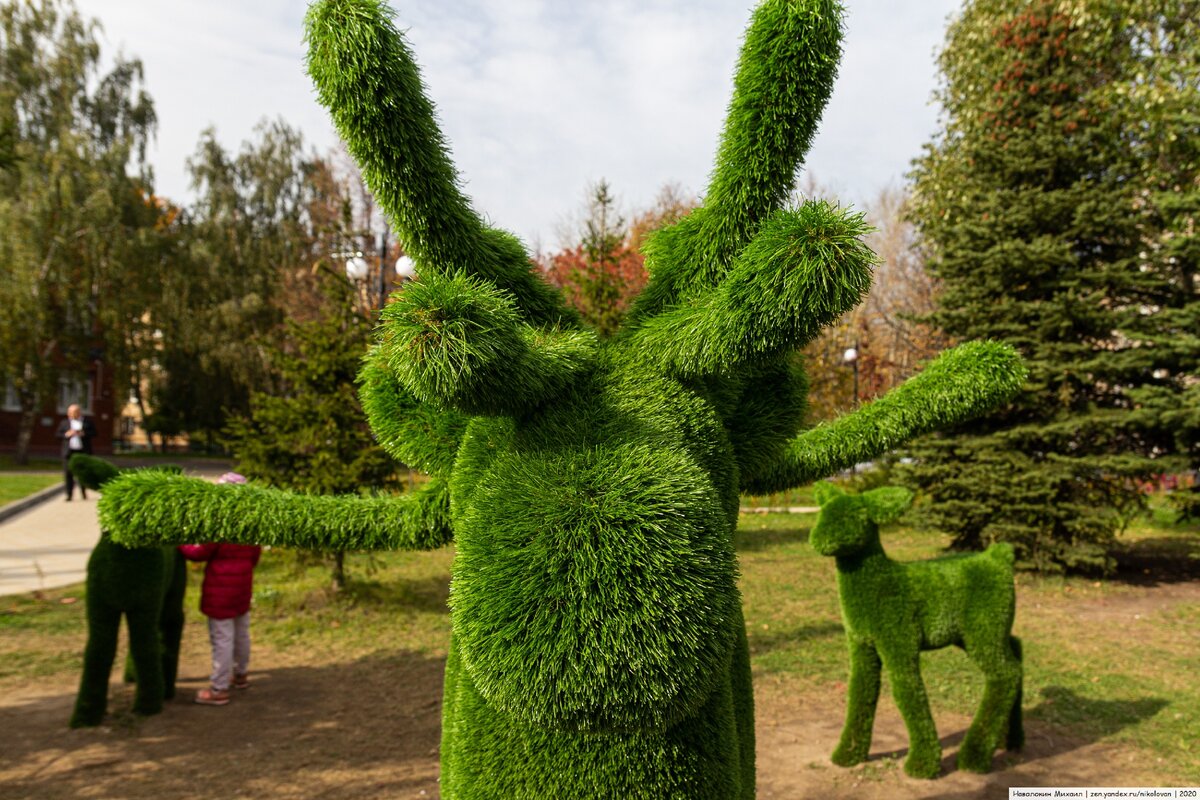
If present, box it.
[97,0,1026,794]
[67,455,187,728]
[809,483,1023,778]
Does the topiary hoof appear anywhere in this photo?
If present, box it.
[830,746,866,767]
[903,751,941,779]
[956,752,993,774]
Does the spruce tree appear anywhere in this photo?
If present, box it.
[224,272,397,588]
[901,0,1200,572]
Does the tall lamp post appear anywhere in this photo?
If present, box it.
[343,229,418,312]
[843,342,860,475]
[843,342,860,409]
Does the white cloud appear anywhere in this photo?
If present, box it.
[71,0,959,247]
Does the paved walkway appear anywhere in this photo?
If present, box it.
[0,492,100,597]
[0,464,228,598]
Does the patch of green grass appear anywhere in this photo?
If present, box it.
[0,585,86,682]
[741,484,818,509]
[0,454,60,472]
[248,546,454,660]
[0,589,85,636]
[0,473,61,504]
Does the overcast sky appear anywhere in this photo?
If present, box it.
[73,0,961,249]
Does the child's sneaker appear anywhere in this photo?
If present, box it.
[194,687,230,706]
[233,673,250,690]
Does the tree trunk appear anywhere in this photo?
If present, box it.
[331,550,347,592]
[131,376,163,453]
[14,394,41,466]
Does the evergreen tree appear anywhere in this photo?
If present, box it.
[0,0,156,463]
[901,0,1200,572]
[543,180,642,337]
[224,272,398,588]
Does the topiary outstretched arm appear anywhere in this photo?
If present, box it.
[100,472,452,552]
[742,341,1028,494]
[631,0,845,319]
[304,0,576,328]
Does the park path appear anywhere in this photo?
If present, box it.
[0,492,100,596]
[0,463,228,597]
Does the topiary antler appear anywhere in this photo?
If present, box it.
[303,0,577,328]
[630,0,845,317]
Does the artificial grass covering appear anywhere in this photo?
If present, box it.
[66,455,187,727]
[101,471,453,552]
[98,0,1026,795]
[810,483,1023,777]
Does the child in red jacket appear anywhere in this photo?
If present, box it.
[180,472,262,706]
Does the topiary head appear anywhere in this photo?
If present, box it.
[809,483,913,558]
[69,454,183,492]
[68,454,121,491]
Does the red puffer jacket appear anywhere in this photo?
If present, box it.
[178,543,262,619]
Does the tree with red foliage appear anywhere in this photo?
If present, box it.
[543,181,694,337]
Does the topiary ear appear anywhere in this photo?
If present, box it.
[812,481,845,507]
[861,487,914,525]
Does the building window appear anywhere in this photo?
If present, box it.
[2,379,20,412]
[57,376,93,414]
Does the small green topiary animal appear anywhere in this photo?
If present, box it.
[810,482,1023,778]
[96,0,1027,793]
[68,455,187,728]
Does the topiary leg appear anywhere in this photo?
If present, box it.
[1005,637,1025,752]
[127,606,165,716]
[730,606,755,798]
[882,649,941,779]
[159,550,187,700]
[958,638,1022,773]
[70,599,121,727]
[831,639,881,767]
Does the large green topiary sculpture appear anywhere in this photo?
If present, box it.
[97,0,1026,793]
[68,455,187,728]
[810,483,1023,778]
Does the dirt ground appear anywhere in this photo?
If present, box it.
[3,582,1193,799]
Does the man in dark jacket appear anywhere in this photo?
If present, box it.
[57,404,96,501]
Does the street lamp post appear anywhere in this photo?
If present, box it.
[843,342,860,409]
[843,342,860,475]
[376,228,388,310]
[344,229,418,314]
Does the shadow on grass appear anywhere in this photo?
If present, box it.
[1025,685,1168,735]
[735,523,811,553]
[748,621,843,657]
[1111,534,1200,586]
[899,685,1169,797]
[341,574,451,614]
[0,649,446,800]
